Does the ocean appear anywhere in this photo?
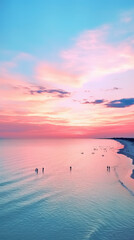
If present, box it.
[0,138,134,240]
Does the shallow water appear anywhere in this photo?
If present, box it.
[0,139,134,240]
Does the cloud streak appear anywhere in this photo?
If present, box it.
[82,98,134,108]
[106,98,134,108]
[83,99,105,105]
[0,118,134,138]
[105,87,121,91]
[29,86,71,98]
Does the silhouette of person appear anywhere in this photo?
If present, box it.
[42,167,44,173]
[35,168,38,174]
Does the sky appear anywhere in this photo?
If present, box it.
[0,0,134,138]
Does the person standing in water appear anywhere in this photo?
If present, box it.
[35,168,38,174]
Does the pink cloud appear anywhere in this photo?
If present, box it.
[61,27,134,81]
[36,62,83,87]
[0,65,73,128]
[120,9,134,23]
[36,23,134,87]
[0,118,134,138]
[14,52,35,61]
[122,17,132,23]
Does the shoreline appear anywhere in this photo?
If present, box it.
[113,138,134,165]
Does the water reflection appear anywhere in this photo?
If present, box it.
[0,139,134,240]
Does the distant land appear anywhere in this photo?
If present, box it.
[112,138,134,142]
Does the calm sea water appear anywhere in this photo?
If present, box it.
[0,139,134,240]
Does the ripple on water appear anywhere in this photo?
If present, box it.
[0,139,134,240]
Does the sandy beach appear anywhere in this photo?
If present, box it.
[114,138,134,165]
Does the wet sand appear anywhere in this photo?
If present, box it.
[114,138,134,165]
[112,138,134,195]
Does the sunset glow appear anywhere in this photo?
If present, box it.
[1,1,134,138]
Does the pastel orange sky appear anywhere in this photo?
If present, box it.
[1,1,134,138]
